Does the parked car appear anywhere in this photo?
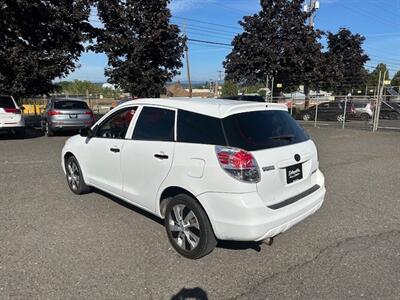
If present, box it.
[41,98,94,136]
[61,98,326,259]
[353,101,373,121]
[379,101,400,120]
[0,95,25,138]
[300,101,356,122]
[219,95,265,102]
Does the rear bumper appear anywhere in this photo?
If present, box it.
[198,169,325,241]
[0,119,25,130]
[50,123,92,131]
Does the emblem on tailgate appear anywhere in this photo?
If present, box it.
[262,165,275,172]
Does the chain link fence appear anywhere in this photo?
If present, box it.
[272,94,400,132]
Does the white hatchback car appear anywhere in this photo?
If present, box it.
[62,98,326,259]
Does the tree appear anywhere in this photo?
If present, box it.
[224,0,324,97]
[322,28,369,94]
[221,80,238,97]
[95,0,185,97]
[0,0,92,99]
[391,71,400,89]
[366,63,389,88]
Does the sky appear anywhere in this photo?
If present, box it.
[64,0,400,83]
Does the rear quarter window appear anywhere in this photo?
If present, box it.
[223,110,310,151]
[0,96,16,108]
[177,110,226,146]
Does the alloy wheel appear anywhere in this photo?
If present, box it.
[337,114,345,122]
[67,160,80,191]
[168,204,200,251]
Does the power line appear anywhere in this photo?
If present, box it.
[187,38,232,47]
[172,16,241,30]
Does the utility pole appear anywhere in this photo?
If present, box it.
[216,70,223,97]
[183,20,192,98]
[305,0,320,27]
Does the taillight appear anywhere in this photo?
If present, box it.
[48,110,61,116]
[84,110,93,116]
[215,146,260,183]
[4,108,21,114]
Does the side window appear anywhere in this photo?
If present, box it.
[132,106,175,142]
[96,107,137,139]
[319,103,329,108]
[177,110,226,145]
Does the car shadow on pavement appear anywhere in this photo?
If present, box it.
[217,240,263,252]
[0,127,44,140]
[171,287,208,300]
[92,188,164,226]
[93,188,266,253]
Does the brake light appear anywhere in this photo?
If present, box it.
[4,108,21,114]
[48,110,61,116]
[215,146,260,183]
[84,110,93,116]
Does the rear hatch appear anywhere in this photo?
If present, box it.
[223,109,319,207]
[0,95,20,125]
[51,100,93,125]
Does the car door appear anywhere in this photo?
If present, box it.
[84,106,138,195]
[121,106,176,212]
[316,103,330,120]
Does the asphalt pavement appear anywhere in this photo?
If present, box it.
[0,126,399,299]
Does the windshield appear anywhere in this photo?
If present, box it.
[223,110,310,151]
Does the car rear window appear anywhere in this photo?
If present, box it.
[0,96,16,109]
[54,100,88,110]
[177,110,226,145]
[223,110,310,151]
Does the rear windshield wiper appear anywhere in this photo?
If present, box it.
[270,134,295,140]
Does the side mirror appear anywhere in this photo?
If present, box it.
[80,127,94,138]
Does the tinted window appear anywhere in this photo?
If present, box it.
[0,96,15,108]
[223,110,309,151]
[132,107,175,142]
[177,110,226,145]
[96,107,137,139]
[54,100,88,110]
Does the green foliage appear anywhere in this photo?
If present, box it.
[224,0,323,92]
[322,28,369,93]
[95,0,185,97]
[366,63,390,88]
[391,71,400,88]
[221,80,238,97]
[0,0,93,98]
[56,80,121,98]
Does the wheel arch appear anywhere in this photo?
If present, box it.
[159,186,201,219]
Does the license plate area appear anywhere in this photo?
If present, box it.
[286,163,303,184]
[69,114,78,119]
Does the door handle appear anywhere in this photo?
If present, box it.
[154,153,169,160]
[110,147,120,153]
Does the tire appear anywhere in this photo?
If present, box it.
[336,114,344,122]
[45,122,54,137]
[389,112,399,120]
[65,156,91,195]
[360,113,370,121]
[165,194,217,259]
[302,113,311,121]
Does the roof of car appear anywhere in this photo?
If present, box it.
[118,97,287,118]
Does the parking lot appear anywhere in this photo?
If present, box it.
[1,126,399,299]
